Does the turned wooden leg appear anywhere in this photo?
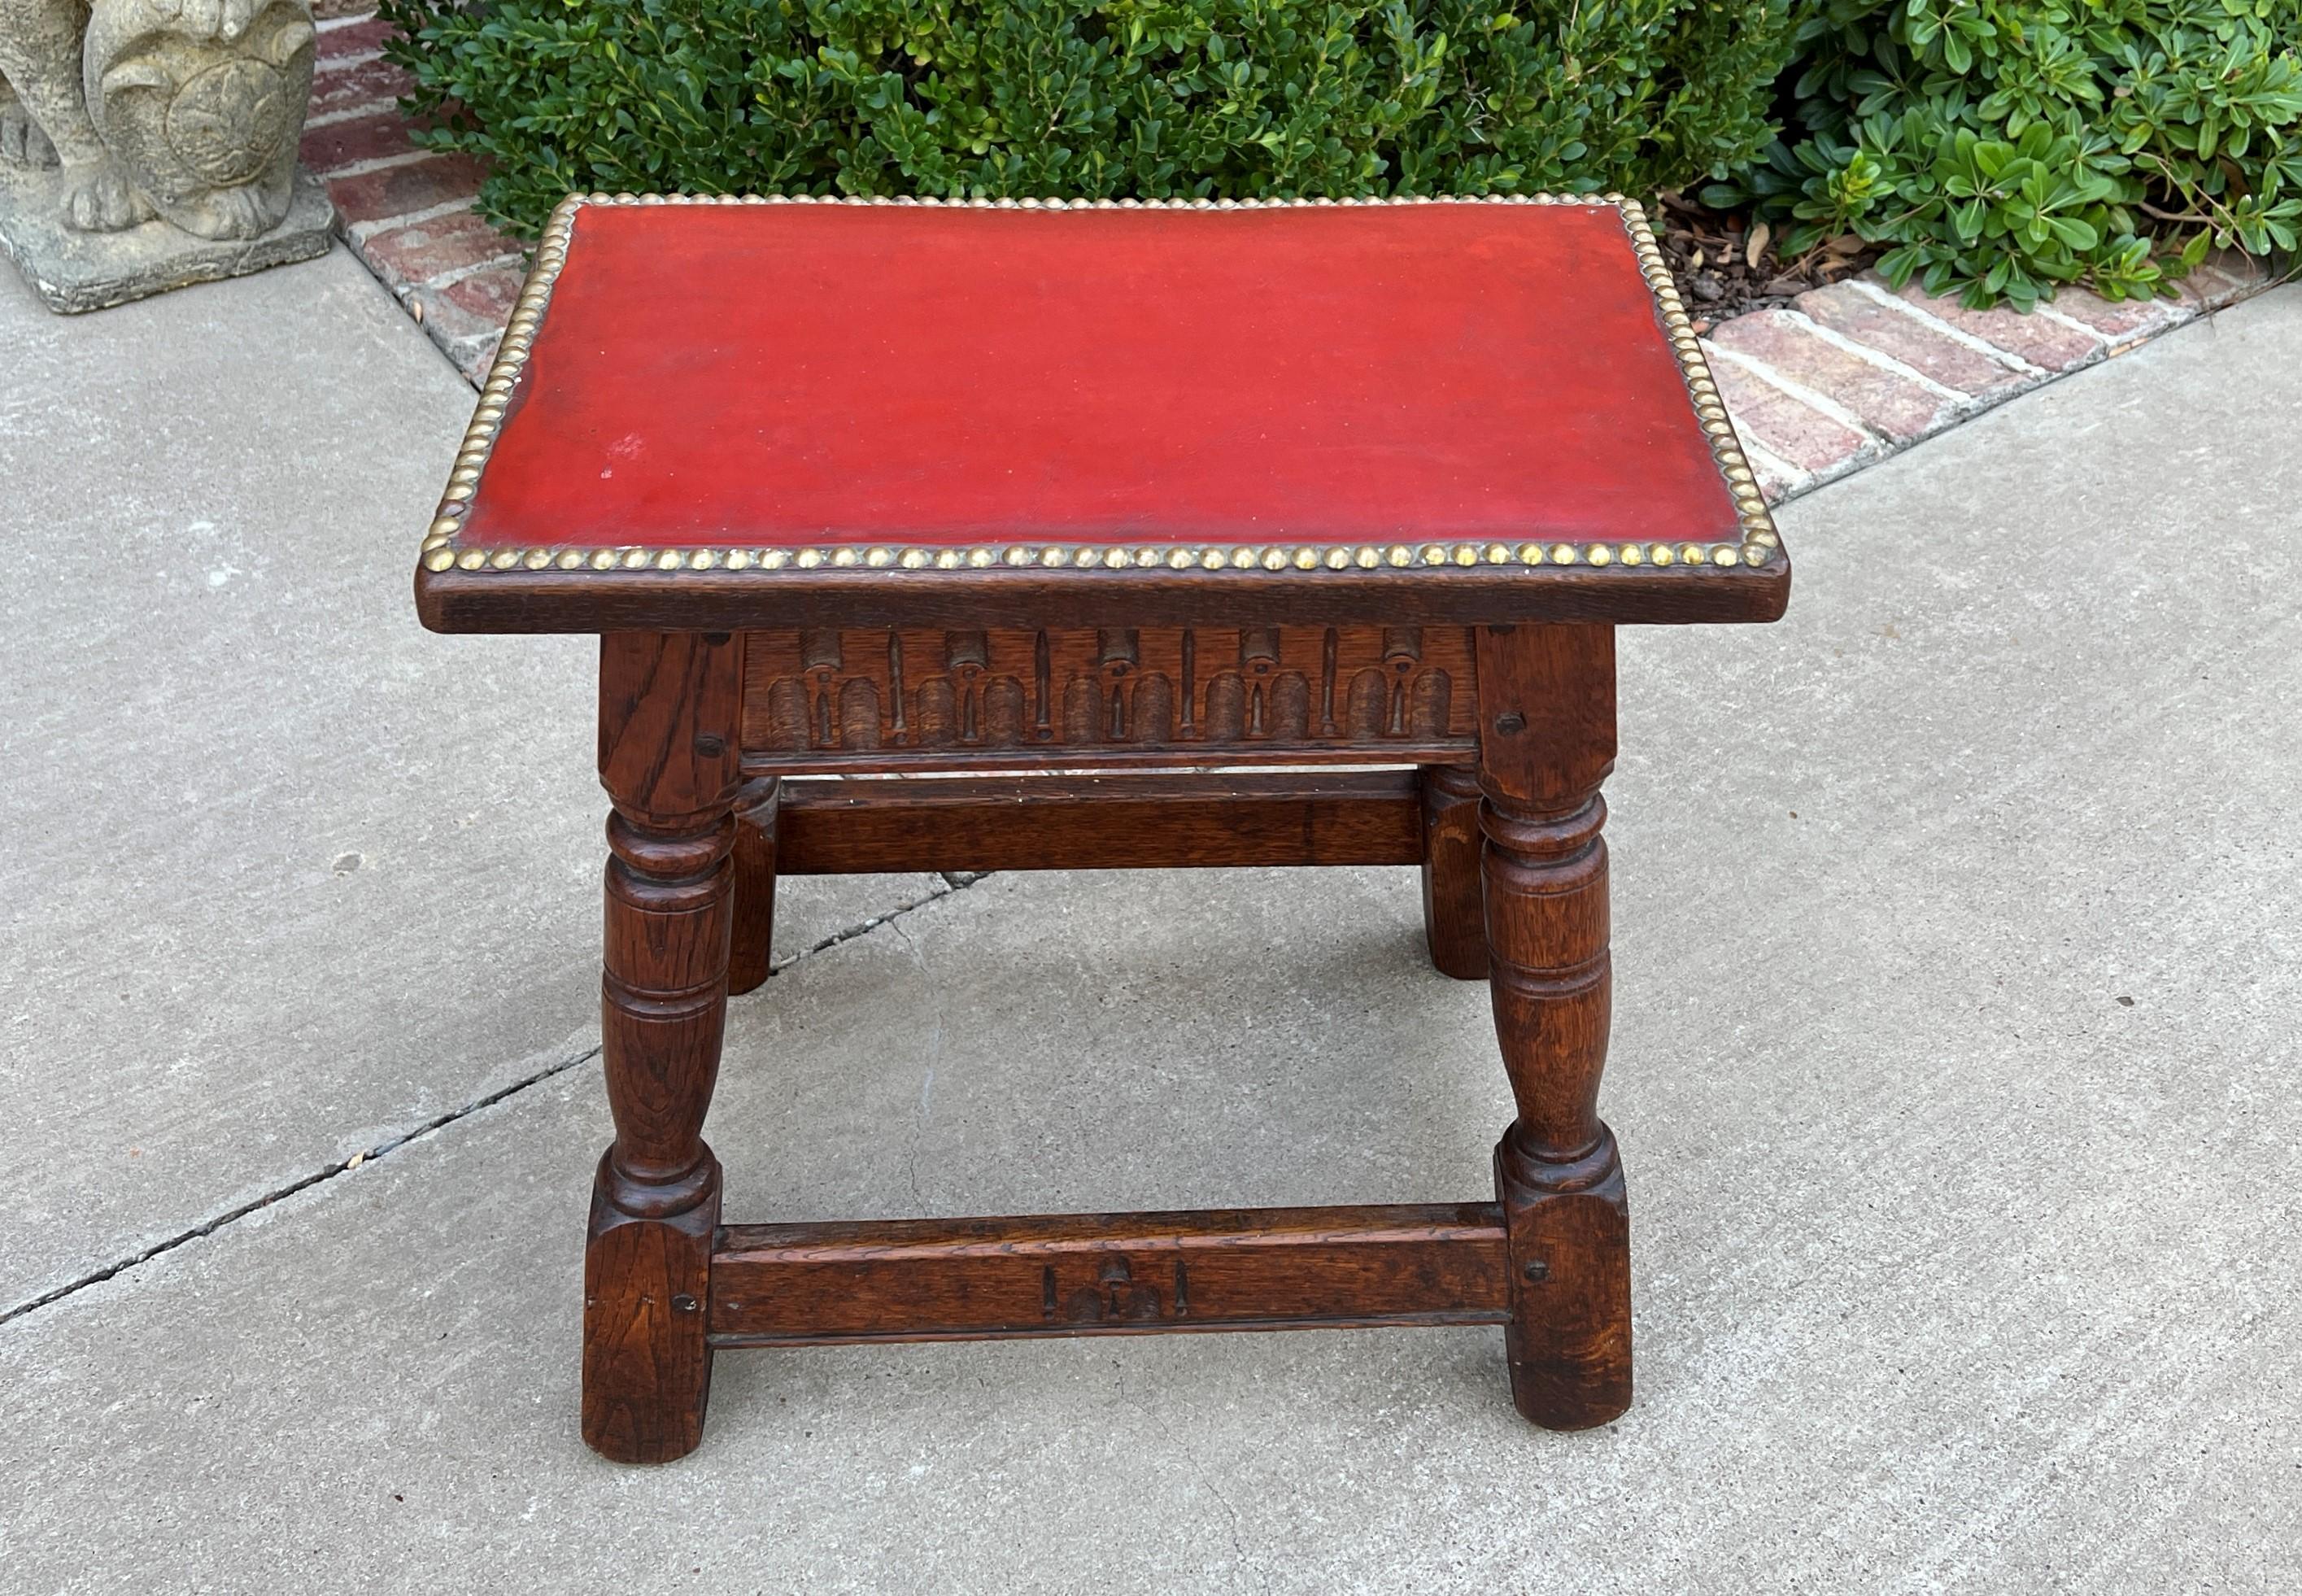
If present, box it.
[728,777,779,996]
[585,632,743,1464]
[1419,764,1488,979]
[1475,623,1632,1430]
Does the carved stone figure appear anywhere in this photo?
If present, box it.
[0,0,331,310]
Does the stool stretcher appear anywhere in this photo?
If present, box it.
[708,1203,1511,1345]
[771,769,1427,874]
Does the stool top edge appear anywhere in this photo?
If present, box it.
[414,192,1785,631]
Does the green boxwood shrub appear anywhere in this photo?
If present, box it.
[379,0,1795,238]
[1708,0,2302,308]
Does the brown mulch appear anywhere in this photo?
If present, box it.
[1650,190,1877,332]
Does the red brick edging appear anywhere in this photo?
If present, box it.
[307,15,2278,502]
[306,13,524,383]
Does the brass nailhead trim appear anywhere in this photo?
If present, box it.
[421,192,1777,578]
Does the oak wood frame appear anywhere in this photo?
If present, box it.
[582,619,1633,1463]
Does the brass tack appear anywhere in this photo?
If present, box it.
[429,516,461,539]
[1168,548,1195,569]
[796,549,825,569]
[866,547,893,568]
[1104,547,1132,569]
[968,548,995,568]
[1262,548,1288,571]
[1743,545,1770,566]
[761,549,791,569]
[523,548,552,569]
[1293,547,1319,569]
[1588,545,1613,565]
[423,548,454,571]
[488,549,518,569]
[1620,544,1645,565]
[1045,547,1072,567]
[1651,544,1676,565]
[590,549,617,570]
[1005,546,1031,566]
[1420,544,1448,565]
[1388,545,1414,567]
[935,549,962,569]
[831,547,859,567]
[1518,542,1545,564]
[1550,543,1577,564]
[656,550,683,570]
[899,549,927,569]
[1201,549,1226,569]
[1326,547,1352,569]
[691,549,717,569]
[1229,547,1258,569]
[1453,544,1478,566]
[1485,543,1511,564]
[1355,547,1380,569]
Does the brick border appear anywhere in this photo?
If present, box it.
[308,14,2281,502]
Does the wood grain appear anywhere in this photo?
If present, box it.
[416,559,1791,637]
[772,770,1423,874]
[711,1205,1510,1344]
[1473,622,1633,1429]
[1419,764,1488,979]
[584,631,743,1464]
[739,624,1476,773]
[727,776,778,996]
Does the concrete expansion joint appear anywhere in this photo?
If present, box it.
[0,870,996,1331]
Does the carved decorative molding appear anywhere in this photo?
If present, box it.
[739,626,1479,772]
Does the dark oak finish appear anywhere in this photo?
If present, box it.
[567,617,1643,1463]
[740,623,1476,772]
[1419,764,1489,980]
[570,617,1657,1464]
[1472,623,1633,1428]
[773,770,1423,875]
[417,561,1788,638]
[414,201,1794,1465]
[726,776,778,996]
[710,1205,1510,1345]
[586,630,743,1464]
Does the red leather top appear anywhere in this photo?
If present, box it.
[460,201,1737,552]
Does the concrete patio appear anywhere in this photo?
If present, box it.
[2,245,2296,1592]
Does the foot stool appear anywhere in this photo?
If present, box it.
[414,191,1790,1464]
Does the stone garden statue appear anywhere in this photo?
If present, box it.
[0,0,331,310]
